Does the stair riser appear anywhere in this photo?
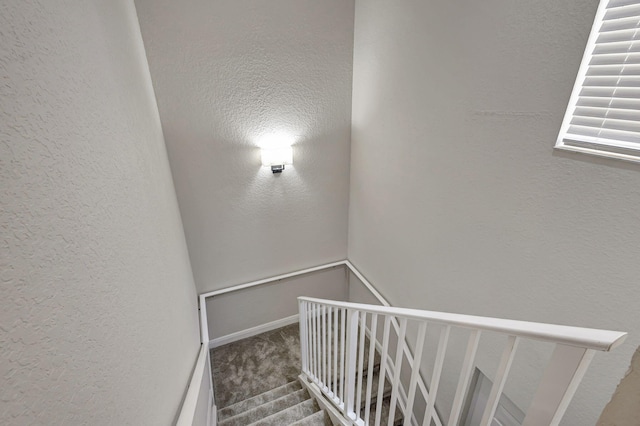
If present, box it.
[217,381,303,421]
[248,399,321,426]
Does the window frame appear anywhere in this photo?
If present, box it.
[555,0,640,163]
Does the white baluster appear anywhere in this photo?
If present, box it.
[340,307,346,404]
[405,322,427,425]
[356,312,367,419]
[308,302,313,378]
[388,318,407,426]
[322,305,327,389]
[364,314,379,426]
[375,316,392,426]
[345,309,360,421]
[314,304,320,383]
[299,300,308,373]
[423,325,450,426]
[479,335,520,426]
[448,330,481,426]
[308,304,313,379]
[308,304,313,380]
[333,308,340,401]
[327,306,333,397]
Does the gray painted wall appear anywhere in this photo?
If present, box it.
[134,0,354,294]
[207,267,348,341]
[349,0,640,424]
[0,1,200,424]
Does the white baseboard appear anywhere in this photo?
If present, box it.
[208,314,300,349]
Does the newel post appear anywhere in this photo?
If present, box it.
[299,299,309,374]
[344,309,360,421]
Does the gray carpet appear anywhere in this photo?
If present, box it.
[211,323,302,409]
[215,380,332,426]
[210,321,401,425]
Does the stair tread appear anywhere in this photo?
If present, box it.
[289,410,333,426]
[247,399,321,426]
[219,388,311,426]
[218,380,302,420]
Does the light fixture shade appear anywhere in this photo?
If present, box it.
[261,146,293,167]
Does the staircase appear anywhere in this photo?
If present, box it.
[216,380,331,426]
[185,262,628,426]
[210,323,402,426]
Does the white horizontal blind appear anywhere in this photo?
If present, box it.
[556,0,640,161]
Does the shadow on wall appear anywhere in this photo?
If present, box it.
[597,346,640,425]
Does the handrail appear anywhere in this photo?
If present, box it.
[198,260,348,345]
[200,260,347,299]
[176,344,210,426]
[344,260,390,307]
[299,297,627,352]
[299,296,627,426]
[196,259,628,425]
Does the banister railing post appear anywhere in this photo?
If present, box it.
[522,345,596,426]
[480,335,519,426]
[295,295,626,426]
[299,299,308,374]
[388,318,407,426]
[344,309,360,421]
[448,330,481,426]
[423,325,451,426]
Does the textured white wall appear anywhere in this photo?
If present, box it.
[0,1,200,424]
[134,0,354,293]
[349,0,640,424]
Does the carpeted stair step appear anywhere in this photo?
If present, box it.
[247,398,321,426]
[289,409,333,426]
[219,388,312,426]
[217,380,302,421]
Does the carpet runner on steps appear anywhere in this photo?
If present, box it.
[217,380,332,426]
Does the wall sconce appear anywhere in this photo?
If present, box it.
[261,146,293,173]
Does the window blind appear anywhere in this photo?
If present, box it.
[557,0,640,161]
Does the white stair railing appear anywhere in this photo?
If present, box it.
[298,297,626,426]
